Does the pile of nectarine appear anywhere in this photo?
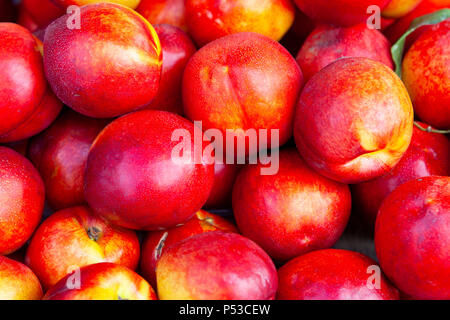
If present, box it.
[0,0,449,302]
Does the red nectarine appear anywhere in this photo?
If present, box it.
[0,147,44,255]
[402,19,450,129]
[185,0,295,46]
[294,57,414,183]
[183,32,303,156]
[44,262,157,300]
[0,23,46,135]
[140,210,237,287]
[233,149,351,261]
[156,232,278,300]
[296,24,394,81]
[137,0,187,31]
[28,110,107,210]
[44,3,162,118]
[84,110,214,230]
[143,24,196,114]
[375,176,450,300]
[353,123,450,227]
[294,0,391,27]
[0,256,43,300]
[277,249,399,300]
[25,206,140,289]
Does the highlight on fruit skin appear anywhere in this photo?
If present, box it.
[25,206,140,289]
[185,0,296,46]
[232,148,352,262]
[0,23,46,136]
[43,3,162,118]
[294,57,414,184]
[156,232,278,300]
[402,19,450,130]
[0,256,43,300]
[0,147,45,256]
[375,176,450,300]
[277,249,400,300]
[43,262,157,300]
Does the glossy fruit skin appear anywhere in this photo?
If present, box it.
[0,88,62,143]
[51,0,141,9]
[185,0,295,46]
[277,249,399,300]
[137,0,187,31]
[0,256,43,300]
[44,3,162,118]
[0,147,44,255]
[143,24,196,114]
[140,210,237,287]
[28,110,107,210]
[157,231,278,300]
[44,262,157,300]
[352,123,450,228]
[382,0,423,19]
[375,176,450,300]
[183,32,303,155]
[22,0,64,28]
[294,0,391,27]
[294,57,414,184]
[85,110,215,230]
[204,162,240,209]
[25,206,140,289]
[0,23,46,135]
[402,20,450,130]
[232,149,351,261]
[296,24,394,81]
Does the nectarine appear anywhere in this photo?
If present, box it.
[140,210,237,287]
[185,0,295,46]
[402,19,450,129]
[183,32,303,156]
[296,24,394,81]
[137,0,187,31]
[294,0,391,27]
[84,110,214,230]
[44,263,157,300]
[0,23,46,135]
[44,3,162,118]
[0,147,44,255]
[28,110,107,210]
[294,57,414,183]
[156,232,278,300]
[233,149,351,261]
[0,256,43,300]
[0,88,62,143]
[143,24,196,114]
[25,206,140,289]
[352,123,450,227]
[375,176,450,300]
[277,249,399,300]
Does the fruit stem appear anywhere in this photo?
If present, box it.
[87,227,102,242]
[414,122,450,134]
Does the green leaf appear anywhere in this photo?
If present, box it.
[391,9,450,77]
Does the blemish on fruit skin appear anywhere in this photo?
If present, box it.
[154,232,169,261]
